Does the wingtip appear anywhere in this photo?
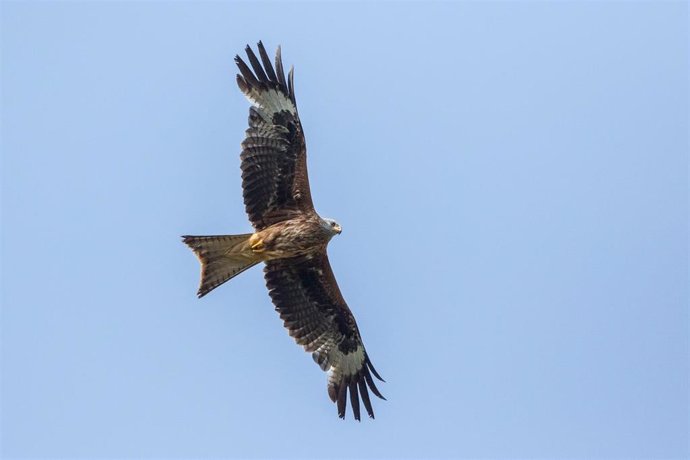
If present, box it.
[367,358,385,382]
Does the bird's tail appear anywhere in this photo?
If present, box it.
[182,234,260,298]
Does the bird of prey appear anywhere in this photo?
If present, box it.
[182,42,385,420]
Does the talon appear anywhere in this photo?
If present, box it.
[249,234,264,252]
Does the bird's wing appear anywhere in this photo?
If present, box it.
[235,42,314,230]
[264,252,385,420]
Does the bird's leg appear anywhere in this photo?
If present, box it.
[249,233,265,252]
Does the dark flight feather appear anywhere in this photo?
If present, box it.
[349,380,361,421]
[235,55,260,88]
[257,41,277,82]
[363,366,385,400]
[245,44,269,82]
[358,379,374,419]
[337,381,348,419]
[275,46,287,89]
[264,252,385,420]
[287,66,296,104]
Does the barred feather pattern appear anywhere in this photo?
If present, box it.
[236,42,314,230]
[264,253,385,420]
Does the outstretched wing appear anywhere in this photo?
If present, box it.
[235,42,314,230]
[264,252,385,420]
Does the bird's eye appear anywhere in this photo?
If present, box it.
[331,222,336,227]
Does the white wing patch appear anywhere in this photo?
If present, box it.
[327,345,365,383]
[245,87,296,122]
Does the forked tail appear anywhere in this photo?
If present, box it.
[182,234,260,297]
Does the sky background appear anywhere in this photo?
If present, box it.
[1,2,688,459]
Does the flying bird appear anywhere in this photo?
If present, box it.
[182,42,385,420]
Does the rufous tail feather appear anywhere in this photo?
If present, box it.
[182,234,260,297]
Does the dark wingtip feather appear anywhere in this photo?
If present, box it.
[235,55,259,87]
[349,380,361,421]
[358,379,375,419]
[364,368,386,400]
[287,65,296,104]
[337,382,347,419]
[237,43,294,104]
[275,45,287,88]
[367,358,385,382]
[257,41,278,82]
[245,44,268,82]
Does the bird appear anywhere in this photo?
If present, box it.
[182,41,385,420]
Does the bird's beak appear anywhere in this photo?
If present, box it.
[335,225,342,235]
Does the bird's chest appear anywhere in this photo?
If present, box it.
[254,219,326,259]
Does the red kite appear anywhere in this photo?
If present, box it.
[183,42,384,420]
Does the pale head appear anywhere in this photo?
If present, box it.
[320,217,342,237]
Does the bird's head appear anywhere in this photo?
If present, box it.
[321,217,342,237]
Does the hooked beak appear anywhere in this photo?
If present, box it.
[335,224,342,235]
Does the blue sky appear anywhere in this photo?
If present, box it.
[1,2,687,459]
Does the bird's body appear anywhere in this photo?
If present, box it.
[250,214,339,259]
[183,42,384,420]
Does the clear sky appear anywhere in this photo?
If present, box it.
[1,2,688,459]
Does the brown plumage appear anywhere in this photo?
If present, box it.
[182,41,384,420]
